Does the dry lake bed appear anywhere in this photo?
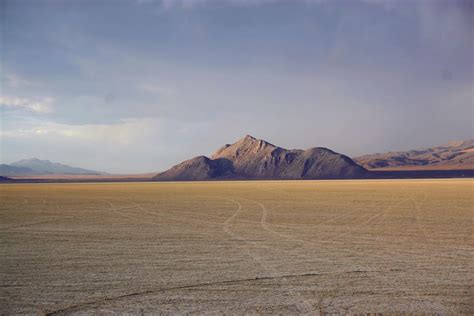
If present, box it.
[1,180,473,314]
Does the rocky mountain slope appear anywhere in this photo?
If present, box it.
[354,139,474,170]
[154,135,367,180]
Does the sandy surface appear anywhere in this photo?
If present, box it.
[0,180,473,314]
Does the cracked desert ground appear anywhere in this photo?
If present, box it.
[1,180,473,315]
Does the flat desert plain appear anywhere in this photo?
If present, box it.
[1,180,473,314]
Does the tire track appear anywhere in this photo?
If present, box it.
[409,194,430,241]
[249,196,373,313]
[219,197,316,314]
[328,198,410,241]
[206,195,372,314]
[45,268,374,315]
[245,196,408,252]
[203,193,377,236]
[2,219,64,230]
[122,197,316,312]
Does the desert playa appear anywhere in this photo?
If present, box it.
[1,0,473,314]
[1,179,472,314]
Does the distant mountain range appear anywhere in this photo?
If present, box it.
[0,158,104,176]
[354,139,474,170]
[1,138,472,181]
[153,135,367,180]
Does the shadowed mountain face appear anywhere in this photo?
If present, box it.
[0,158,104,176]
[153,135,367,181]
[354,139,474,170]
[152,156,234,181]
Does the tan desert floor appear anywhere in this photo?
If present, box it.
[0,180,473,315]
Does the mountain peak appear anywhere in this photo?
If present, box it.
[238,135,277,148]
[234,134,259,146]
[212,135,277,160]
[241,134,256,141]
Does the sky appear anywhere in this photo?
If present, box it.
[0,0,473,173]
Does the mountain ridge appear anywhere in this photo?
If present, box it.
[354,139,474,170]
[0,158,104,176]
[153,135,367,181]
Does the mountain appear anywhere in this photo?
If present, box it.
[0,175,12,182]
[0,164,36,176]
[1,158,104,176]
[153,135,367,181]
[354,139,474,170]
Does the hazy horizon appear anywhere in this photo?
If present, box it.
[1,0,473,173]
[2,134,474,174]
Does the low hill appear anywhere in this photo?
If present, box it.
[354,139,474,170]
[153,135,367,181]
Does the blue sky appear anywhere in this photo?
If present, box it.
[1,0,472,173]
